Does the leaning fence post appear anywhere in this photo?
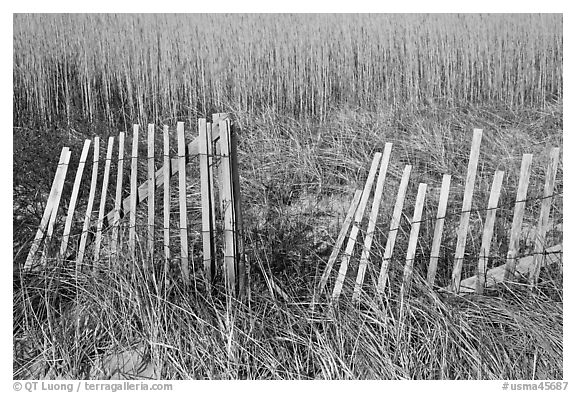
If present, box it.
[426,174,451,286]
[451,129,482,293]
[504,154,533,280]
[24,147,70,271]
[230,120,246,298]
[77,137,100,270]
[530,147,560,286]
[476,170,504,294]
[60,140,91,258]
[94,136,115,264]
[353,144,393,301]
[332,152,382,302]
[377,165,412,294]
[315,189,362,303]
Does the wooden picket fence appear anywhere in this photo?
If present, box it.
[316,129,562,303]
[23,113,246,297]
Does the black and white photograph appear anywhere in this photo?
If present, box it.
[11,10,565,384]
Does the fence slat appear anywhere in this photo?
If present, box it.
[220,119,237,293]
[147,124,155,263]
[163,125,170,275]
[206,123,217,247]
[94,136,115,263]
[111,132,125,257]
[129,125,139,256]
[60,140,91,257]
[401,183,427,292]
[353,143,393,301]
[530,147,560,286]
[377,165,412,294]
[177,122,190,282]
[504,154,533,280]
[451,129,483,293]
[77,137,100,270]
[46,149,72,241]
[24,147,71,270]
[198,118,214,282]
[332,152,382,301]
[476,170,505,294]
[426,174,451,286]
[316,189,362,298]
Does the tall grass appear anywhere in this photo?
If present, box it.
[13,14,562,128]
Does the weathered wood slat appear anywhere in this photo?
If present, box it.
[353,143,393,301]
[128,125,139,255]
[147,124,155,263]
[332,152,382,301]
[60,140,91,257]
[451,129,483,293]
[316,189,362,298]
[401,183,427,293]
[476,170,505,294]
[530,147,560,286]
[77,137,100,269]
[177,122,190,282]
[504,154,533,280]
[162,125,170,274]
[377,165,412,294]
[198,118,214,282]
[426,174,451,286]
[230,121,246,297]
[111,132,125,257]
[94,136,115,263]
[46,149,72,240]
[24,147,70,271]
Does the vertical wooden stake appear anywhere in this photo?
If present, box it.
[24,147,70,270]
[530,147,560,286]
[426,174,452,286]
[451,129,482,293]
[316,190,362,299]
[163,125,171,277]
[60,140,91,258]
[332,152,382,301]
[177,122,190,283]
[230,121,246,298]
[377,165,412,294]
[476,170,504,294]
[504,154,533,280]
[199,118,214,282]
[94,136,115,263]
[111,132,125,257]
[129,125,139,257]
[206,123,217,244]
[220,119,236,294]
[147,124,155,264]
[353,143,393,301]
[77,137,100,270]
[400,183,427,298]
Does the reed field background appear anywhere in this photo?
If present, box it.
[13,13,564,380]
